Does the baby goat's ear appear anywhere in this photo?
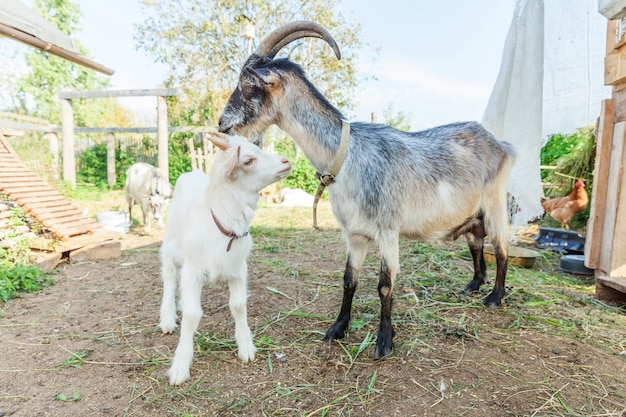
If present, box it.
[207,131,231,151]
[223,145,242,178]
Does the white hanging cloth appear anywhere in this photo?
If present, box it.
[482,0,611,236]
[482,0,545,234]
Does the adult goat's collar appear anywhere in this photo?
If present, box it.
[313,120,350,229]
[211,209,249,252]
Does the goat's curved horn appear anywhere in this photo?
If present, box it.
[254,20,341,61]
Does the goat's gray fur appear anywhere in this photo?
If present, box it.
[218,21,516,360]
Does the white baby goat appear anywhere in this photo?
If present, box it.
[159,131,292,385]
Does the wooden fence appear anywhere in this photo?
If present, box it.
[187,133,217,174]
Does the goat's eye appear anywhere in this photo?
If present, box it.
[244,158,255,166]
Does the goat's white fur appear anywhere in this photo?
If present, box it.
[159,132,292,385]
[125,162,172,232]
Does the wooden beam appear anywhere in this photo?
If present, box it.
[596,275,626,302]
[0,22,114,76]
[0,119,58,132]
[157,95,169,181]
[0,124,218,134]
[598,121,626,277]
[61,98,75,189]
[0,111,51,124]
[60,89,177,99]
[106,133,116,187]
[585,99,615,269]
[46,132,59,180]
[608,135,626,278]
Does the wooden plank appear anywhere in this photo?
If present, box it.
[31,251,63,272]
[599,121,626,277]
[609,137,626,278]
[614,80,626,123]
[69,240,121,262]
[36,209,89,221]
[605,49,626,86]
[16,195,67,205]
[585,99,615,268]
[1,183,51,192]
[0,164,30,171]
[50,216,98,229]
[30,204,84,216]
[24,200,74,210]
[0,110,51,125]
[0,171,38,178]
[2,184,61,194]
[8,186,63,195]
[53,229,117,253]
[0,179,49,187]
[38,220,96,235]
[0,175,52,187]
[52,221,100,237]
[596,275,626,302]
[0,133,20,156]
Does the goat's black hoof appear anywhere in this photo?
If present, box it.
[374,337,393,360]
[462,278,484,295]
[322,321,348,344]
[482,290,503,307]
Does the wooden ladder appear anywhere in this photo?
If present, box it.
[0,134,102,241]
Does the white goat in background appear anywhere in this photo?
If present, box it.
[124,162,172,232]
[159,132,292,385]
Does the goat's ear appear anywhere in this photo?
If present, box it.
[224,145,242,178]
[207,132,231,151]
[247,67,274,87]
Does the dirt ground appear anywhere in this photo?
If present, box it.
[1,199,626,417]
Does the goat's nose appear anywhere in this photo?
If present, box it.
[217,119,230,133]
[282,158,289,164]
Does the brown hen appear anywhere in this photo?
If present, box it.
[541,179,588,230]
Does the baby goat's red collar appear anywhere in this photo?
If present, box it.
[211,209,249,252]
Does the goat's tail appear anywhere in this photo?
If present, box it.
[484,142,516,250]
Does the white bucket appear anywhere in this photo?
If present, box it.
[96,211,131,233]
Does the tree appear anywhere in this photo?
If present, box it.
[12,0,116,126]
[383,104,412,132]
[135,0,365,126]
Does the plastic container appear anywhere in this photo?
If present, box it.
[96,211,130,233]
[559,254,594,275]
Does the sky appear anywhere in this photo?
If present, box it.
[20,0,517,130]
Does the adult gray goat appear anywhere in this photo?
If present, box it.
[218,21,516,360]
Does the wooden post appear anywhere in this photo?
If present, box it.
[45,131,59,180]
[157,95,169,182]
[107,132,116,187]
[61,98,76,188]
[202,133,211,173]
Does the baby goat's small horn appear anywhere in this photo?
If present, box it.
[206,131,231,151]
[254,20,341,61]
